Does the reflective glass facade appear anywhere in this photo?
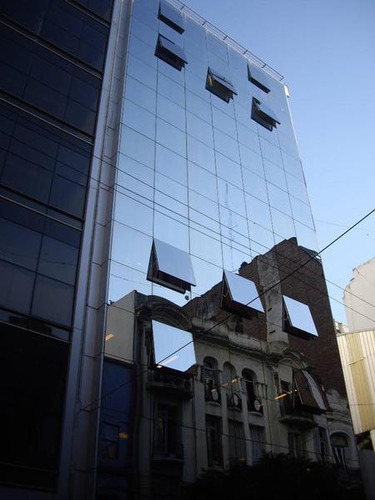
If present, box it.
[108,0,317,311]
[0,0,112,491]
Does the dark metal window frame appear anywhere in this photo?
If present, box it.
[206,68,237,103]
[251,97,280,131]
[155,34,187,71]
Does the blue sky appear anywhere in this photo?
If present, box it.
[183,0,375,323]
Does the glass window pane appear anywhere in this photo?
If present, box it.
[38,236,78,285]
[157,94,185,131]
[32,275,74,327]
[0,260,34,315]
[124,75,157,114]
[156,144,187,185]
[152,320,196,372]
[214,129,240,163]
[112,223,152,271]
[215,153,242,188]
[187,135,216,173]
[114,190,153,235]
[188,162,218,202]
[187,113,214,147]
[122,99,156,139]
[120,126,155,167]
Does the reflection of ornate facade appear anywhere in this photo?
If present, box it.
[0,0,359,498]
[101,238,358,498]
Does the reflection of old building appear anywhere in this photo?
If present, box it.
[0,0,359,498]
[100,238,358,498]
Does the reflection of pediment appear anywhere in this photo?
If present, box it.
[138,295,192,331]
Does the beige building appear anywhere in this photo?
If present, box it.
[344,258,375,332]
[336,328,375,448]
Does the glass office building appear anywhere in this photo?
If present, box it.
[0,0,327,498]
[109,0,317,311]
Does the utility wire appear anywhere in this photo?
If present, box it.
[2,116,374,317]
[80,204,375,411]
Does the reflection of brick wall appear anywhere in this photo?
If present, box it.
[184,237,347,398]
[243,238,347,398]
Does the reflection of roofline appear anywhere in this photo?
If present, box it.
[169,0,284,81]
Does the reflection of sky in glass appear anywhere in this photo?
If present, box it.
[152,320,196,372]
[153,239,196,285]
[283,296,318,336]
[224,270,264,312]
[107,0,319,308]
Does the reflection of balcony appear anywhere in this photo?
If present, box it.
[147,368,193,400]
[279,394,316,428]
[227,392,242,411]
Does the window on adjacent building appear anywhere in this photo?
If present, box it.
[283,295,318,339]
[248,63,270,93]
[147,239,196,293]
[206,415,222,467]
[251,97,280,131]
[228,420,246,466]
[153,403,181,458]
[249,425,265,464]
[155,34,187,70]
[203,357,221,403]
[159,0,185,33]
[221,270,264,319]
[278,380,294,416]
[331,433,349,470]
[242,369,263,414]
[206,68,237,103]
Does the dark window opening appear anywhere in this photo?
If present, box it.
[158,0,185,33]
[288,432,305,458]
[316,427,328,463]
[206,68,237,103]
[0,323,69,489]
[249,425,265,464]
[155,34,187,71]
[153,404,182,459]
[248,63,270,93]
[203,357,221,404]
[251,98,280,131]
[242,369,262,414]
[206,415,222,467]
[228,420,246,466]
[331,433,349,471]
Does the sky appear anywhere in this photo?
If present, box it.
[183,0,375,323]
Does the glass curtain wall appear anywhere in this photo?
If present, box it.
[108,0,317,309]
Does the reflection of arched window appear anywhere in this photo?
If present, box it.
[203,357,220,403]
[242,369,262,413]
[331,433,349,470]
[223,362,241,409]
